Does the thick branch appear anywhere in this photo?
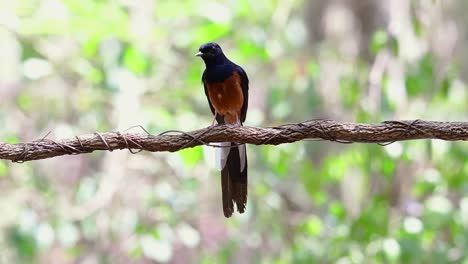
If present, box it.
[0,119,467,162]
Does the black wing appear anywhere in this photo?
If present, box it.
[235,66,249,123]
[202,70,225,124]
[202,70,216,115]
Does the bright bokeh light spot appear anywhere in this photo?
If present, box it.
[386,73,408,109]
[286,18,307,46]
[383,238,401,259]
[324,4,354,37]
[117,208,139,235]
[266,39,283,58]
[76,177,97,204]
[197,2,232,23]
[366,239,381,256]
[448,79,468,108]
[0,11,19,30]
[57,221,79,248]
[266,192,281,209]
[154,182,174,200]
[246,232,262,248]
[384,142,403,158]
[432,140,449,160]
[350,244,364,263]
[22,58,53,80]
[403,217,423,234]
[19,209,38,234]
[39,0,69,22]
[426,195,453,214]
[423,168,441,184]
[336,257,351,264]
[140,234,173,263]
[303,216,323,236]
[459,197,468,227]
[54,124,75,139]
[35,222,55,249]
[177,223,200,248]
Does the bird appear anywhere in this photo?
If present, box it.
[196,42,249,217]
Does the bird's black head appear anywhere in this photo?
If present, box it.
[196,42,227,67]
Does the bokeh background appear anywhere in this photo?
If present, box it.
[0,0,467,263]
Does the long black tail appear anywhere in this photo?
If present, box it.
[221,144,248,217]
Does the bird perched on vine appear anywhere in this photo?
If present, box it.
[196,42,249,217]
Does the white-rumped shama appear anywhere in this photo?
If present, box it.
[196,42,249,217]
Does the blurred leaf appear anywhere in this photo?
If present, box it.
[269,86,287,105]
[21,41,44,60]
[179,146,203,166]
[273,156,289,176]
[81,35,101,58]
[381,156,396,177]
[255,182,270,197]
[411,14,423,37]
[271,101,292,120]
[154,1,195,18]
[81,216,97,241]
[239,40,268,61]
[355,110,372,123]
[351,196,389,241]
[3,134,18,144]
[195,23,231,43]
[405,55,434,97]
[75,177,97,204]
[146,107,174,133]
[8,226,37,259]
[264,147,293,177]
[300,161,320,196]
[17,94,33,111]
[307,61,320,79]
[440,76,451,97]
[182,178,200,191]
[339,76,361,108]
[130,246,143,259]
[300,216,323,237]
[123,46,150,75]
[151,228,160,240]
[413,180,436,198]
[322,154,348,182]
[0,161,7,177]
[329,201,346,220]
[388,35,399,56]
[370,30,388,54]
[312,191,327,206]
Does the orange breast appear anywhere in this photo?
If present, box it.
[206,71,244,124]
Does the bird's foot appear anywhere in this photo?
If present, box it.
[234,118,242,127]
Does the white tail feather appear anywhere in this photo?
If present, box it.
[239,144,246,172]
[215,142,230,171]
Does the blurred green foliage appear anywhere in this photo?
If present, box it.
[0,0,467,263]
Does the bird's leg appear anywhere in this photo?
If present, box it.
[234,114,242,127]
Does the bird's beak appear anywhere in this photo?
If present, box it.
[195,51,203,57]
